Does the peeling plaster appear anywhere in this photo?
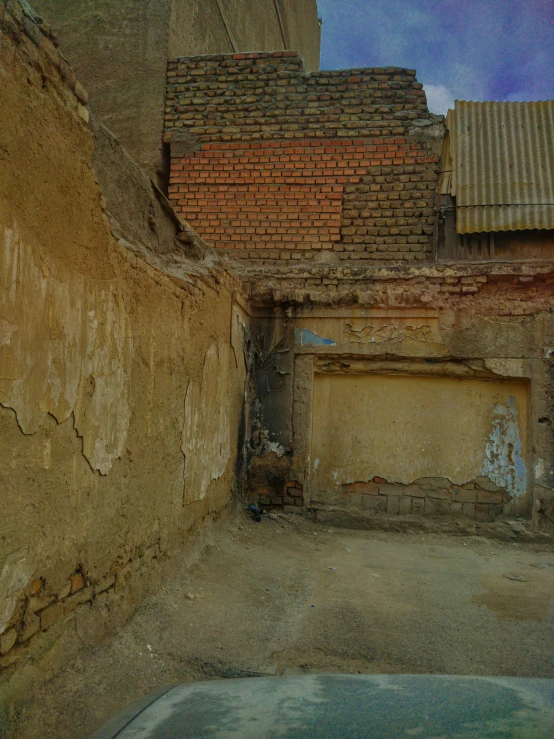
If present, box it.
[182,343,232,504]
[311,374,528,496]
[250,423,287,458]
[231,305,248,381]
[482,397,527,498]
[0,317,16,349]
[0,550,29,635]
[265,441,286,457]
[0,226,133,474]
[533,457,553,487]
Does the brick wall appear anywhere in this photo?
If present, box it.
[165,52,441,263]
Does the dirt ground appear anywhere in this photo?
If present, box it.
[13,512,554,738]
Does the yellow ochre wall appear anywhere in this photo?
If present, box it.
[311,374,529,499]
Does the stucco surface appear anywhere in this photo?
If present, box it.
[311,374,529,496]
[293,309,447,358]
[283,0,320,72]
[168,0,232,58]
[183,343,234,504]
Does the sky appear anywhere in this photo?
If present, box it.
[317,0,554,115]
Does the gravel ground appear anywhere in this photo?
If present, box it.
[11,512,554,738]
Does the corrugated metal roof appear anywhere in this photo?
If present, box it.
[450,101,554,234]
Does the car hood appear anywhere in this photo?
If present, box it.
[91,673,554,739]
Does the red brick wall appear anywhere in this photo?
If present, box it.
[165,53,441,263]
[170,139,349,251]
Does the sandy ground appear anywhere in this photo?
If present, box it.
[13,512,554,738]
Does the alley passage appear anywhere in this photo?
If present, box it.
[15,515,554,739]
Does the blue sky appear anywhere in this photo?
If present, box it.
[317,0,554,114]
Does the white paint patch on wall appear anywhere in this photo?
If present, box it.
[182,343,232,504]
[0,550,29,635]
[265,441,286,457]
[482,397,527,498]
[0,226,133,474]
[535,458,546,481]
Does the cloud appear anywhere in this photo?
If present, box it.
[423,84,455,115]
[317,0,553,103]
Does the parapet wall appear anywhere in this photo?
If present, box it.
[165,52,442,263]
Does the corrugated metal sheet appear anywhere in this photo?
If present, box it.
[452,101,554,234]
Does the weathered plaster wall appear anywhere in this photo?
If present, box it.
[312,373,529,497]
[0,0,247,721]
[32,0,321,186]
[243,262,554,527]
[32,0,173,186]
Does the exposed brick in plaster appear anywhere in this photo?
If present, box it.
[0,545,158,665]
[241,261,554,312]
[164,52,441,262]
[336,477,510,522]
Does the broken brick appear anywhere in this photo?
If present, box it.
[18,617,40,643]
[70,573,85,593]
[387,496,400,514]
[412,498,425,515]
[398,497,412,515]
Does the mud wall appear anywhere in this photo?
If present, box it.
[0,0,247,714]
[32,0,321,186]
[243,262,554,527]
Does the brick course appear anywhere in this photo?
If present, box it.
[0,543,160,662]
[340,478,512,521]
[242,262,554,310]
[165,52,441,263]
